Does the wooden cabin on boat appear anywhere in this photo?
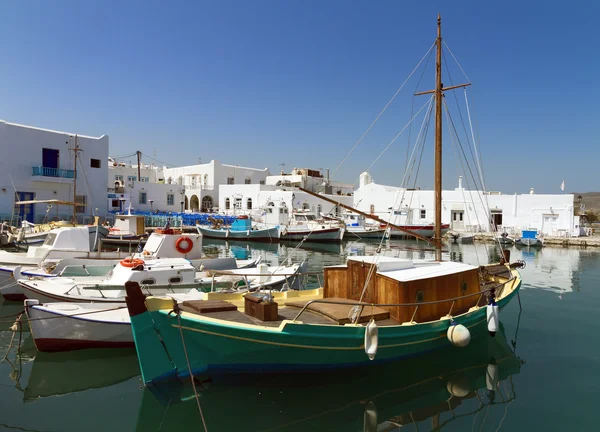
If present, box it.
[323,256,482,324]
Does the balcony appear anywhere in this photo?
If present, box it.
[32,166,76,183]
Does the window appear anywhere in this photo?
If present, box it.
[245,178,251,184]
[259,180,265,185]
[75,195,87,214]
[90,158,101,168]
[141,279,155,285]
[167,193,174,205]
[127,176,136,183]
[227,177,234,185]
[203,174,208,187]
[167,177,173,184]
[420,209,426,219]
[111,199,119,208]
[302,203,310,210]
[169,276,182,284]
[234,198,242,209]
[115,175,123,182]
[139,192,147,205]
[247,198,252,209]
[370,204,375,214]
[225,198,230,210]
[178,176,183,185]
[141,177,149,182]
[317,205,322,215]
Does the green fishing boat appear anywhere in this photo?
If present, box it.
[135,324,522,432]
[126,15,525,386]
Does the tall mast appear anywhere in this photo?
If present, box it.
[414,16,471,261]
[434,14,443,261]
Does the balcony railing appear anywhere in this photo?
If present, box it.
[32,166,75,179]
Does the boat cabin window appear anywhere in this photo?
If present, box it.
[141,278,155,285]
[420,209,427,219]
[305,215,316,221]
[169,276,182,284]
[43,233,57,246]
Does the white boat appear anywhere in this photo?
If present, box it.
[517,229,543,247]
[258,202,345,242]
[197,215,280,241]
[0,226,259,301]
[0,226,108,301]
[340,212,387,239]
[24,283,315,353]
[25,300,133,352]
[15,257,307,303]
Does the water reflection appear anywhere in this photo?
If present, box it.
[26,349,139,402]
[136,325,522,432]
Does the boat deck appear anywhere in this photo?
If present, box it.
[179,298,399,327]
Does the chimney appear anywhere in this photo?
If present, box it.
[530,188,534,195]
[458,176,463,189]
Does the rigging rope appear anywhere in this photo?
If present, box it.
[332,41,437,179]
[443,41,471,83]
[360,95,435,179]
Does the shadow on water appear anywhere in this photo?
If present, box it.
[135,324,523,432]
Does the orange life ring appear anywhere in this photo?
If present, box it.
[120,257,145,268]
[175,236,194,254]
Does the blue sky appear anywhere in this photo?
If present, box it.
[1,1,597,194]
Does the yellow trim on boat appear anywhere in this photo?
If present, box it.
[170,316,487,350]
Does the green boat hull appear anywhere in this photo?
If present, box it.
[129,279,520,385]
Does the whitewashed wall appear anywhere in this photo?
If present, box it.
[354,179,576,236]
[0,120,108,223]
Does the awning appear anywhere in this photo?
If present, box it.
[14,199,86,206]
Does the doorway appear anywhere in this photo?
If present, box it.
[16,192,35,223]
[451,210,465,230]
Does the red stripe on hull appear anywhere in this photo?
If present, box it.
[33,338,134,353]
[2,293,26,302]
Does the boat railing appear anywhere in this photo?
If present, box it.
[292,276,517,323]
[204,269,324,293]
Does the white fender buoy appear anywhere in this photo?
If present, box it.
[486,302,499,337]
[447,322,471,347]
[364,319,378,360]
[446,375,471,398]
[363,401,378,432]
[486,362,499,391]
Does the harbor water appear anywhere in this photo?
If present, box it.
[1,239,599,431]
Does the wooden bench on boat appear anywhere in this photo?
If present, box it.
[179,300,238,314]
[285,298,390,324]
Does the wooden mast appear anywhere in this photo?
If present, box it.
[413,16,471,261]
[434,14,443,261]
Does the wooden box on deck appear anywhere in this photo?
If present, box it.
[323,260,480,323]
[244,294,279,321]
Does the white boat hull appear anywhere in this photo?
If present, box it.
[25,300,133,352]
[388,224,450,238]
[197,225,280,241]
[281,227,344,242]
[344,227,387,239]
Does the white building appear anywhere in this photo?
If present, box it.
[0,120,108,224]
[266,167,354,196]
[108,159,270,214]
[354,172,578,236]
[218,184,354,219]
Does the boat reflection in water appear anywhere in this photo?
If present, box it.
[136,324,523,432]
[22,346,139,401]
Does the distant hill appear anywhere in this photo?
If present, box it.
[574,192,600,212]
